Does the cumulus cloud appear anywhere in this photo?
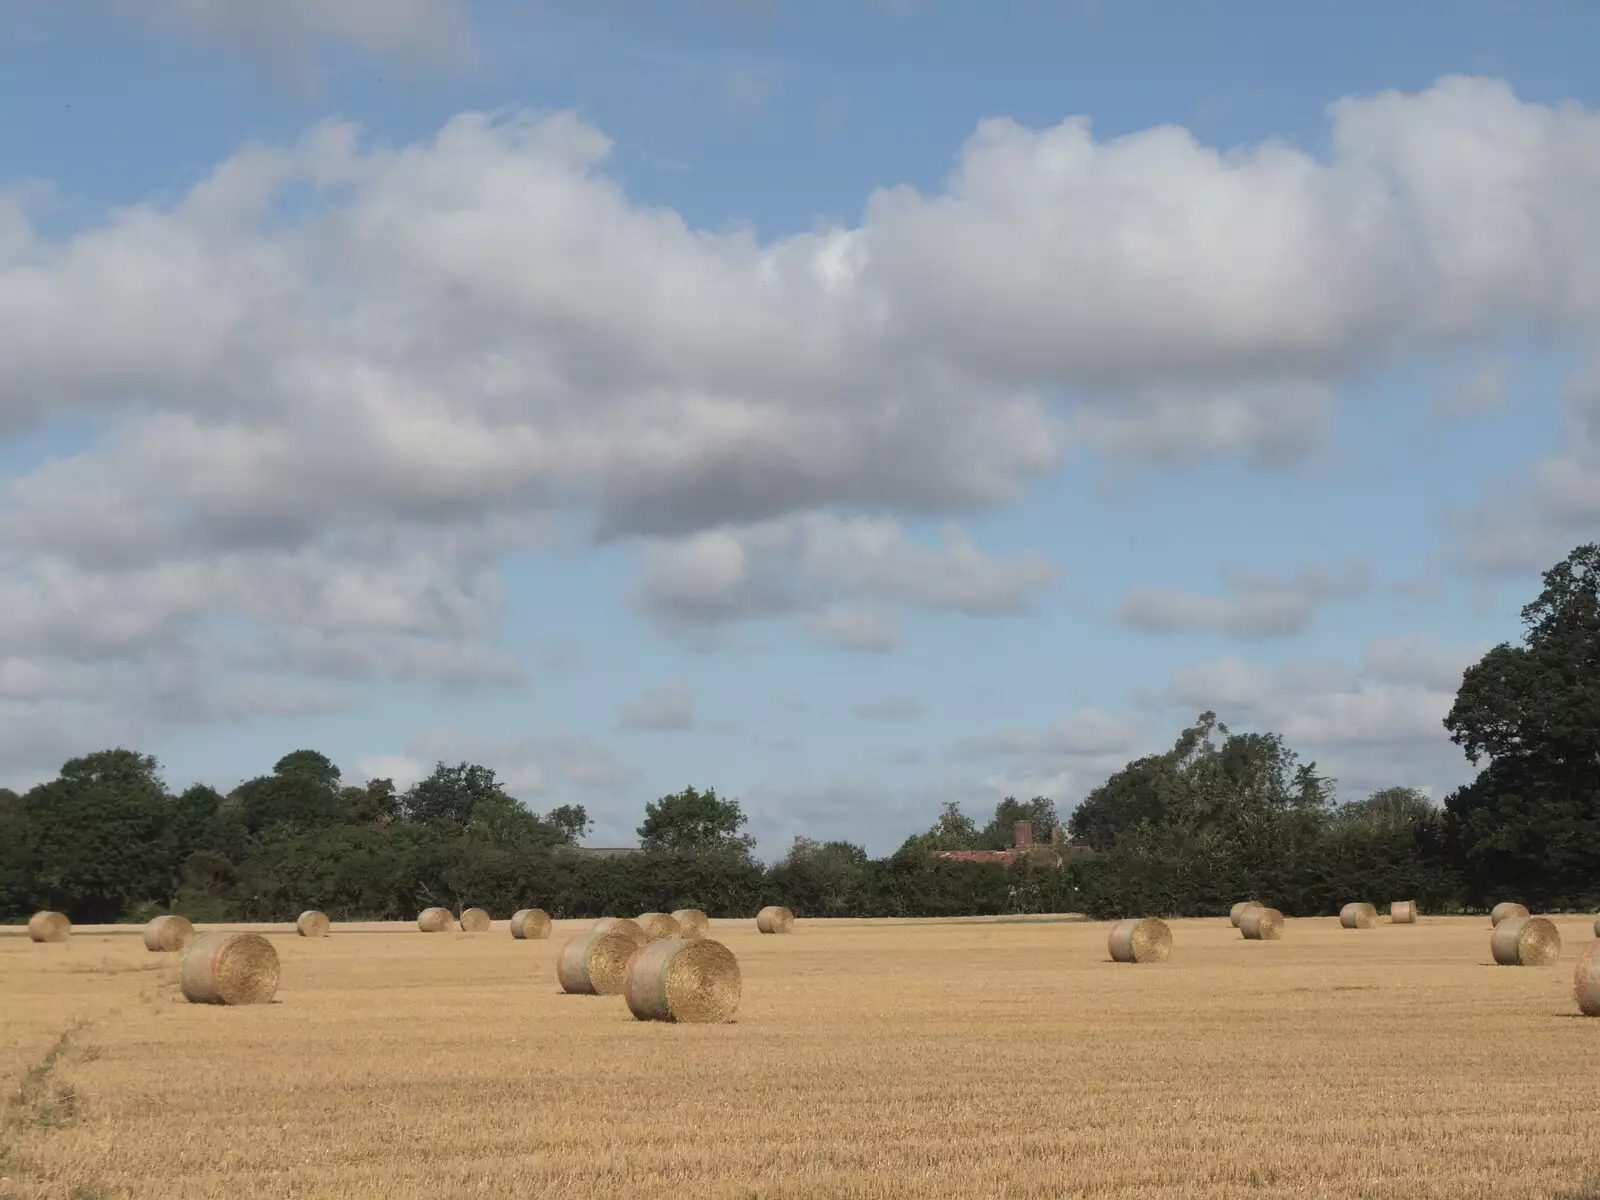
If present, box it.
[954,708,1150,809]
[1117,561,1368,637]
[618,681,697,730]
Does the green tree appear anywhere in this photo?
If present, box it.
[402,762,505,828]
[545,804,591,845]
[230,750,348,834]
[343,777,399,827]
[637,786,755,854]
[977,795,1058,850]
[0,787,29,920]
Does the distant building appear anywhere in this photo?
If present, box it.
[932,820,1091,866]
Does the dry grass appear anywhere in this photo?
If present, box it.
[2,915,1599,1198]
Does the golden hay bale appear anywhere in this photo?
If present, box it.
[295,910,330,938]
[1575,940,1600,1017]
[417,907,454,933]
[143,914,196,952]
[1490,902,1529,927]
[756,905,795,934]
[1391,901,1418,924]
[556,930,639,995]
[1229,901,1262,928]
[590,917,648,947]
[1594,916,1600,939]
[459,907,491,933]
[180,931,280,1005]
[510,908,552,940]
[1108,918,1172,963]
[636,912,682,941]
[1490,916,1560,966]
[1339,903,1378,930]
[1240,907,1284,940]
[27,911,70,943]
[671,908,709,939]
[624,937,742,1023]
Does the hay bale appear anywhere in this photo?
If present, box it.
[624,937,742,1023]
[180,931,280,1005]
[1593,916,1599,939]
[143,914,196,952]
[1575,940,1600,1017]
[1490,902,1529,927]
[636,912,682,941]
[1240,907,1284,940]
[1390,901,1418,924]
[459,907,491,933]
[1229,901,1262,928]
[1490,916,1560,966]
[1108,918,1172,963]
[756,905,795,934]
[510,908,551,940]
[417,907,454,933]
[590,917,648,947]
[1339,903,1378,929]
[670,908,709,939]
[27,911,70,943]
[296,910,330,938]
[556,930,639,995]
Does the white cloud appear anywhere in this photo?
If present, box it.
[618,681,697,730]
[1117,561,1368,637]
[954,708,1151,810]
[807,605,901,652]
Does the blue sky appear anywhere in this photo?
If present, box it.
[2,1,1598,856]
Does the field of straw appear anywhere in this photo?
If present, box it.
[3,914,1597,1199]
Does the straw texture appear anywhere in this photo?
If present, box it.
[757,906,795,934]
[1229,901,1262,929]
[556,931,639,995]
[1108,918,1172,963]
[143,914,196,952]
[590,917,648,947]
[1490,916,1560,966]
[1339,903,1378,930]
[510,909,552,940]
[1490,902,1529,927]
[636,913,682,941]
[1390,901,1418,924]
[624,938,742,1023]
[459,907,491,933]
[1240,907,1284,940]
[671,908,710,939]
[1575,940,1600,1016]
[296,910,330,938]
[27,911,70,943]
[180,932,280,1005]
[417,907,454,933]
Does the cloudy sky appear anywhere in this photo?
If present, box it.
[3,1,1598,855]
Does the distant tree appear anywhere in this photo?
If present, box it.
[343,778,399,827]
[230,750,348,834]
[977,795,1058,850]
[637,786,755,855]
[0,787,29,920]
[1336,786,1436,833]
[768,836,870,916]
[402,762,505,828]
[545,804,591,845]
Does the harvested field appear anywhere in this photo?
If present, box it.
[2,914,1597,1199]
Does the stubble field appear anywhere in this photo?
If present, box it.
[1,914,1596,1200]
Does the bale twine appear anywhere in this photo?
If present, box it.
[1229,901,1262,928]
[556,930,639,995]
[510,908,552,940]
[671,908,709,939]
[756,906,795,934]
[624,937,742,1023]
[1575,940,1600,1017]
[1490,902,1529,927]
[459,907,491,933]
[180,931,280,1005]
[1490,916,1560,966]
[1108,918,1172,963]
[27,911,70,943]
[590,917,648,947]
[1240,907,1285,940]
[636,912,682,942]
[1339,903,1378,930]
[1391,901,1418,924]
[296,910,330,938]
[143,914,196,952]
[417,907,454,933]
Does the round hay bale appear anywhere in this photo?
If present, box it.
[624,937,742,1023]
[1490,916,1560,966]
[417,907,454,933]
[1575,940,1600,1016]
[459,907,491,933]
[1390,901,1418,924]
[1593,916,1599,939]
[636,912,682,941]
[590,917,647,947]
[143,914,196,952]
[27,911,70,943]
[756,905,795,934]
[180,931,280,1005]
[1240,907,1284,940]
[1339,903,1378,930]
[670,908,709,939]
[1108,918,1172,963]
[1229,901,1262,928]
[510,908,551,940]
[556,930,639,995]
[1490,902,1529,927]
[295,910,330,938]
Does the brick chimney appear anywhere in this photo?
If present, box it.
[1051,823,1061,846]
[1014,820,1033,849]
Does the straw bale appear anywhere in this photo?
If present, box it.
[1339,903,1378,929]
[459,907,491,933]
[1489,916,1560,966]
[510,908,552,940]
[296,910,330,938]
[180,931,280,1005]
[1490,902,1529,927]
[143,914,196,952]
[671,908,709,939]
[417,907,454,933]
[556,930,639,995]
[1595,916,1600,939]
[1229,901,1262,928]
[1240,907,1284,940]
[1390,901,1418,924]
[756,905,795,934]
[1108,918,1172,963]
[624,937,742,1023]
[1575,940,1600,1016]
[590,917,648,948]
[27,911,70,943]
[636,912,682,941]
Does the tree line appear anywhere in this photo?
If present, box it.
[3,545,1597,925]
